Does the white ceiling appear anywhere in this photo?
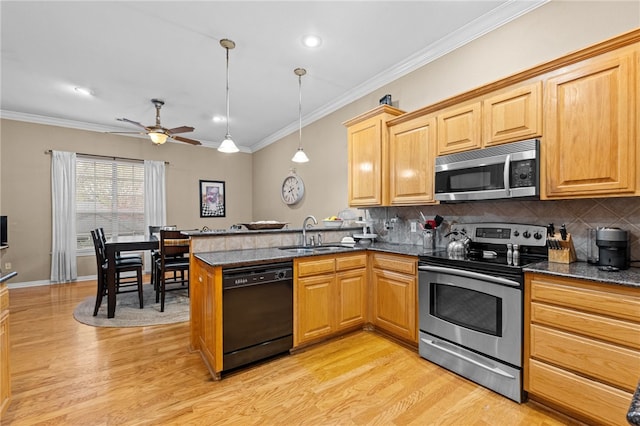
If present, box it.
[0,1,546,152]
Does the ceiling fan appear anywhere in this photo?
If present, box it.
[111,99,201,146]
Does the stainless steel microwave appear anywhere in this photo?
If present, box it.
[434,139,539,202]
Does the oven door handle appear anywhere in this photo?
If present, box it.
[421,338,516,379]
[418,265,520,287]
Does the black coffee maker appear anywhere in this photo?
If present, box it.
[596,227,630,271]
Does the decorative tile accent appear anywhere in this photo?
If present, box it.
[368,197,640,264]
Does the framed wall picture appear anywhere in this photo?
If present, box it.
[199,180,226,218]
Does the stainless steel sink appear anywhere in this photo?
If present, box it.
[277,244,346,254]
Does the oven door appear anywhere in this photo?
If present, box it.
[418,265,522,367]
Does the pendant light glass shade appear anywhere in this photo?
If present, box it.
[149,132,168,145]
[291,68,309,163]
[218,39,239,153]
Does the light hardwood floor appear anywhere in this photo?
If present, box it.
[2,280,582,425]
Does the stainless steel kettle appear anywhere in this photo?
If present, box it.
[445,230,471,259]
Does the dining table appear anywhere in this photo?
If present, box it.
[104,234,158,318]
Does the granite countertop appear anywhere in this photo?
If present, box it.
[193,242,440,269]
[524,261,640,289]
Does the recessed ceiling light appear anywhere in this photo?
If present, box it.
[74,86,94,96]
[301,35,322,48]
[212,115,226,123]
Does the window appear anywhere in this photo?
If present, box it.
[76,156,145,251]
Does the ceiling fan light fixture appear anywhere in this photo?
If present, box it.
[291,67,309,163]
[217,38,240,154]
[149,132,168,145]
[218,134,239,153]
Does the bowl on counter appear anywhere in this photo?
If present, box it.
[241,221,288,230]
[323,220,343,228]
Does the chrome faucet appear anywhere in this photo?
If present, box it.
[301,215,318,246]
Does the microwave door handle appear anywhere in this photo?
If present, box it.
[503,154,511,197]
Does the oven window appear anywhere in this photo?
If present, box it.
[430,283,502,337]
[436,163,505,193]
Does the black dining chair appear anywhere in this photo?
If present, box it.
[156,229,190,312]
[97,227,143,262]
[91,229,144,316]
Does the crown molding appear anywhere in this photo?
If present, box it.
[251,0,548,152]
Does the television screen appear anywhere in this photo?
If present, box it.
[0,216,6,245]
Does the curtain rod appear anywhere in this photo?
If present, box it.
[44,150,169,165]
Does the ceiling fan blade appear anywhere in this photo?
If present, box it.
[167,126,194,135]
[171,135,202,146]
[117,118,150,131]
[107,131,146,135]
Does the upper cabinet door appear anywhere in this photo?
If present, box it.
[543,48,637,199]
[345,105,405,207]
[389,115,437,205]
[348,119,384,206]
[483,81,542,147]
[436,102,482,156]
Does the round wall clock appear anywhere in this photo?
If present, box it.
[281,172,305,205]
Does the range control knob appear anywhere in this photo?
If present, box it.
[522,230,531,239]
[513,230,520,237]
[533,231,543,240]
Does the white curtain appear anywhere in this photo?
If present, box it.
[51,150,77,283]
[144,160,166,271]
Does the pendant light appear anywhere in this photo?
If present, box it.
[217,38,239,153]
[291,67,309,163]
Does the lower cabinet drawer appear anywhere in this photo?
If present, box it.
[531,324,640,392]
[528,359,633,426]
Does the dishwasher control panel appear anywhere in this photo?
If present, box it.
[222,262,293,289]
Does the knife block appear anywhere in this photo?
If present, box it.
[548,233,577,264]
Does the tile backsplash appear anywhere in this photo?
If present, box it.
[366,197,640,264]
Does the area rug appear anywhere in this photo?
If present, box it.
[73,284,189,327]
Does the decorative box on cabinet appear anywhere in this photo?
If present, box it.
[344,105,405,206]
[370,252,418,344]
[388,114,437,205]
[524,272,640,426]
[542,45,638,199]
[294,253,367,347]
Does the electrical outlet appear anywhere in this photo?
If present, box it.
[410,222,417,233]
[4,262,11,270]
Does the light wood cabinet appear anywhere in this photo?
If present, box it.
[190,257,222,379]
[436,102,482,155]
[295,253,367,347]
[437,81,542,156]
[524,272,640,425]
[0,284,10,416]
[370,252,418,344]
[542,46,638,199]
[388,114,437,205]
[483,81,542,146]
[344,105,405,206]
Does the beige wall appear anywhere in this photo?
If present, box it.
[0,120,252,282]
[252,0,640,225]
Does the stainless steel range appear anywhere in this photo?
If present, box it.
[418,222,548,402]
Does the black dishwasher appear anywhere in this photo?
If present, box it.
[222,262,293,371]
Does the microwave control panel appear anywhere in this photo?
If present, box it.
[511,160,536,188]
